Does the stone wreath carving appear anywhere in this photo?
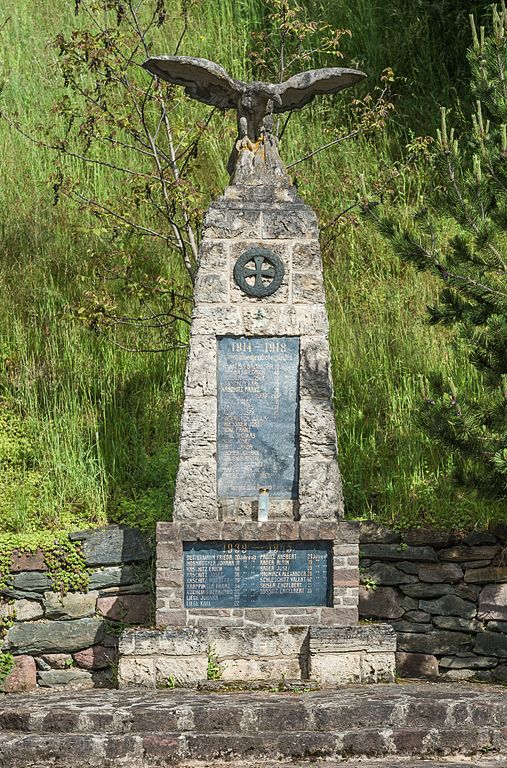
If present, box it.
[233,248,285,298]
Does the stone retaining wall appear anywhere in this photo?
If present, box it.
[359,522,507,682]
[1,526,152,692]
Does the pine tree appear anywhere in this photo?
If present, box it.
[368,4,507,501]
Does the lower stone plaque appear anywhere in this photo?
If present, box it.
[183,540,331,609]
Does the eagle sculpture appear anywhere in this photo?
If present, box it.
[143,56,365,142]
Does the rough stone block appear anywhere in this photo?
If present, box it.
[419,594,476,619]
[362,562,418,586]
[37,669,94,689]
[432,616,479,632]
[359,586,404,619]
[400,583,453,598]
[438,654,498,669]
[7,618,104,655]
[261,208,317,239]
[478,583,507,620]
[44,592,97,620]
[0,655,36,693]
[117,657,156,688]
[359,522,401,544]
[299,338,333,398]
[278,304,328,336]
[10,550,47,572]
[119,627,208,656]
[439,545,499,562]
[360,544,437,562]
[209,627,307,658]
[88,566,138,590]
[69,525,150,566]
[96,594,151,625]
[220,657,301,682]
[155,656,207,686]
[198,239,228,270]
[474,630,507,657]
[464,565,507,583]
[361,652,396,683]
[418,562,463,583]
[311,651,361,684]
[397,630,472,655]
[38,653,73,669]
[194,271,229,303]
[73,645,115,670]
[292,241,322,271]
[292,272,325,303]
[13,599,43,622]
[204,207,261,239]
[10,572,52,593]
[395,651,439,678]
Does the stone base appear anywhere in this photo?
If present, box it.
[117,624,395,688]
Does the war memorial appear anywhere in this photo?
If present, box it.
[112,55,396,687]
[2,54,507,768]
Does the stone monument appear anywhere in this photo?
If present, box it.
[118,57,396,688]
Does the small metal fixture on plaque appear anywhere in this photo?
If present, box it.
[233,247,284,297]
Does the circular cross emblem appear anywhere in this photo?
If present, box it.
[233,247,284,298]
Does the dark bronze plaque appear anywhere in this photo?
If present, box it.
[217,336,299,498]
[183,540,331,609]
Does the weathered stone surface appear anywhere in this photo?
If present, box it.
[210,627,308,658]
[70,525,151,566]
[432,616,480,632]
[464,532,499,546]
[397,561,419,574]
[220,657,301,682]
[404,610,431,623]
[358,586,404,619]
[359,522,401,544]
[395,652,439,678]
[475,631,507,657]
[88,566,137,590]
[13,599,43,621]
[418,563,463,583]
[360,544,437,562]
[419,595,476,619]
[402,529,451,547]
[39,653,73,669]
[37,669,94,688]
[309,624,396,653]
[10,571,52,592]
[486,620,507,632]
[7,618,104,654]
[464,566,507,583]
[310,651,395,685]
[0,655,36,693]
[391,620,431,634]
[439,545,499,562]
[156,656,208,686]
[454,583,481,600]
[362,563,417,586]
[120,627,209,657]
[44,592,97,620]
[493,664,507,682]
[10,550,47,572]
[117,657,156,688]
[73,645,115,670]
[397,631,472,655]
[400,583,453,598]
[439,655,498,669]
[96,594,151,625]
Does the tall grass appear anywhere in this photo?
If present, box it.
[0,0,503,542]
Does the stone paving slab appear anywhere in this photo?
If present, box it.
[0,683,506,767]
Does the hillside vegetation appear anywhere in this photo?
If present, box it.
[0,0,504,555]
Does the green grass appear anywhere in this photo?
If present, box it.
[0,0,504,551]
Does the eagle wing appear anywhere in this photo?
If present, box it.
[273,67,366,113]
[142,56,242,110]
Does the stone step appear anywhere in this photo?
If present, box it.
[0,727,505,767]
[1,684,506,766]
[1,684,507,735]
